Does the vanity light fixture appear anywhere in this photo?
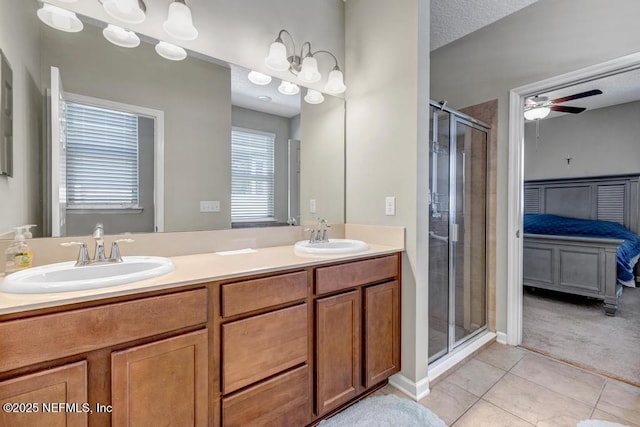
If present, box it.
[264,29,346,95]
[304,89,325,105]
[163,0,198,41]
[247,71,272,86]
[102,0,147,24]
[103,24,140,48]
[37,3,84,32]
[155,41,187,61]
[278,81,300,96]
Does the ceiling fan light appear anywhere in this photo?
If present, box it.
[103,24,140,48]
[247,70,272,85]
[298,56,321,83]
[155,41,187,61]
[37,4,84,33]
[163,1,198,41]
[278,81,299,96]
[304,89,325,104]
[103,0,146,24]
[265,41,290,71]
[524,106,551,121]
[324,69,346,95]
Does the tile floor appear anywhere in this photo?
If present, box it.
[377,343,640,426]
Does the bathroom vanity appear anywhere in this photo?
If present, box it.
[0,248,401,427]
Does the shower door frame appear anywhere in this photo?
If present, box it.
[428,100,491,364]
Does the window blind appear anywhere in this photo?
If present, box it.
[66,102,139,208]
[231,127,275,220]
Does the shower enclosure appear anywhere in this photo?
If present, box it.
[428,101,489,363]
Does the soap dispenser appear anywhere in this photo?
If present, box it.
[4,225,35,275]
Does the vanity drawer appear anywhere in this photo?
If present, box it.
[222,365,309,427]
[315,255,398,296]
[221,271,307,317]
[222,303,308,394]
[0,289,208,372]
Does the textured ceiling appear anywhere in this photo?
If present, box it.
[430,0,538,51]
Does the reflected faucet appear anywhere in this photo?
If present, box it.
[60,224,135,266]
[93,223,106,261]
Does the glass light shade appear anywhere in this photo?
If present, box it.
[37,4,83,33]
[278,81,300,96]
[103,0,146,24]
[247,71,272,85]
[304,89,325,105]
[103,24,140,48]
[524,106,551,120]
[298,56,321,83]
[163,1,198,41]
[324,69,346,94]
[265,41,290,71]
[155,41,187,61]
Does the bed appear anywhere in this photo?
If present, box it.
[523,175,640,316]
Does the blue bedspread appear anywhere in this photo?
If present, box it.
[524,213,640,286]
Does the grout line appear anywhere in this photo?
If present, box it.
[590,380,608,419]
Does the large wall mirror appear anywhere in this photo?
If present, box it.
[1,0,345,238]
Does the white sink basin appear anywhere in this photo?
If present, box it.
[294,239,369,255]
[0,256,175,294]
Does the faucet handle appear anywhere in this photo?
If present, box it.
[110,239,134,263]
[60,241,90,266]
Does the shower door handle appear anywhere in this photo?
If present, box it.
[451,223,459,242]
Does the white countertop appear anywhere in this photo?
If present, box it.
[0,243,402,316]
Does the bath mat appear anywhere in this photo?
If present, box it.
[576,421,630,427]
[318,394,447,427]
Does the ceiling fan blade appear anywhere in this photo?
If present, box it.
[551,105,586,114]
[551,89,602,104]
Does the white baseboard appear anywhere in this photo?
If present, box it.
[388,373,430,401]
[428,331,497,384]
[496,331,507,344]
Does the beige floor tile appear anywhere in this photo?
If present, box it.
[597,379,640,426]
[475,342,527,371]
[452,399,534,427]
[510,353,606,406]
[484,373,592,427]
[591,409,639,427]
[443,357,506,397]
[380,384,413,400]
[419,380,479,426]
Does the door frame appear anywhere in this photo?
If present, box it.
[63,92,165,233]
[506,52,640,345]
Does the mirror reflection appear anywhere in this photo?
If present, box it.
[0,0,345,238]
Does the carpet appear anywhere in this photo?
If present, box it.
[318,394,447,427]
[522,286,640,386]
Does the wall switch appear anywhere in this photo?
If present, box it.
[309,199,317,214]
[200,201,220,213]
[385,196,396,216]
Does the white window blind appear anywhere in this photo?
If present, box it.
[231,127,275,220]
[66,102,139,208]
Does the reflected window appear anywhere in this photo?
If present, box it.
[66,102,139,208]
[231,127,275,221]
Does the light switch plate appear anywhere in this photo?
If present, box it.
[200,201,220,213]
[309,199,317,214]
[385,196,396,216]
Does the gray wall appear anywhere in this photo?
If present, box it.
[0,0,42,235]
[231,106,293,224]
[431,0,640,333]
[40,23,232,233]
[525,101,640,179]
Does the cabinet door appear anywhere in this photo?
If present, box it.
[363,281,401,387]
[315,290,360,415]
[0,361,88,427]
[111,329,208,427]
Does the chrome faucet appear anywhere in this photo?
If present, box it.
[306,218,330,244]
[60,223,135,266]
[93,223,106,262]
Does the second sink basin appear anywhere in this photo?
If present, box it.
[0,256,175,294]
[294,239,369,255]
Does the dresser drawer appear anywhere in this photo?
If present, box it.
[315,255,398,296]
[222,365,309,427]
[0,289,208,372]
[221,271,307,317]
[222,303,308,394]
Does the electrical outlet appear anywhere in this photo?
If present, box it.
[200,201,220,213]
[385,196,396,216]
[309,199,317,214]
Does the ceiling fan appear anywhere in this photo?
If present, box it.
[524,89,603,120]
